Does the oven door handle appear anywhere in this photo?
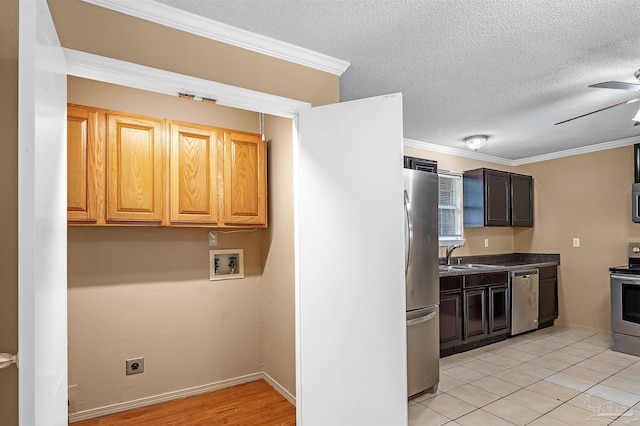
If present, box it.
[611,274,640,282]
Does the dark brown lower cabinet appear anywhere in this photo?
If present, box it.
[538,265,558,327]
[441,267,557,356]
[463,272,510,344]
[463,288,487,340]
[440,275,463,353]
[488,285,509,334]
[440,292,462,346]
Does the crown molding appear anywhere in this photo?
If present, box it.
[404,135,640,166]
[63,48,311,118]
[403,138,514,166]
[511,134,640,165]
[81,0,350,76]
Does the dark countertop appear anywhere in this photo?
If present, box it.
[438,253,560,277]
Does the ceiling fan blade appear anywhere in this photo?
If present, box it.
[555,99,640,125]
[589,81,640,91]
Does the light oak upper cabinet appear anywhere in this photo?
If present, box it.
[106,112,165,223]
[223,132,267,226]
[67,105,102,223]
[169,122,220,224]
[66,104,268,228]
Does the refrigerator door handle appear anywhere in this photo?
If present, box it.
[404,190,413,275]
[406,312,436,326]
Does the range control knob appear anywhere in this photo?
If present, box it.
[633,246,640,254]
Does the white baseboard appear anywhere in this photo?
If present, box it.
[68,371,295,423]
[262,371,296,406]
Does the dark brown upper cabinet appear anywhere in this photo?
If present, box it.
[463,168,533,227]
[510,173,534,227]
[403,155,438,173]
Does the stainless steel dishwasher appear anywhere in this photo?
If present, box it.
[510,269,539,336]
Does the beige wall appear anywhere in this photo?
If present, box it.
[406,144,638,332]
[517,146,637,331]
[67,78,262,408]
[68,227,265,410]
[66,78,293,412]
[261,116,296,395]
[0,0,19,424]
[68,77,260,130]
[48,0,339,107]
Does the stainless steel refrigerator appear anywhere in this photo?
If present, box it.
[404,167,440,397]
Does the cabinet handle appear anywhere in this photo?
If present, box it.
[611,274,640,283]
[404,190,413,275]
[406,312,436,326]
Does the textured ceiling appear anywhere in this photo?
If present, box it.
[155,0,640,161]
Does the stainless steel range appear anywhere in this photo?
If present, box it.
[610,243,640,356]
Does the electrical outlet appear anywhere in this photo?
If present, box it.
[573,238,580,248]
[126,357,144,375]
[484,239,489,248]
[209,231,218,247]
[68,385,77,414]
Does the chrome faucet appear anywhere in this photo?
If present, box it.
[445,244,461,266]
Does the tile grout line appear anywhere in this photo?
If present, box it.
[413,326,639,425]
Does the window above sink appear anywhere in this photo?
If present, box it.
[438,171,464,246]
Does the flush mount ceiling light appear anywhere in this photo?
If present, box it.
[464,135,488,151]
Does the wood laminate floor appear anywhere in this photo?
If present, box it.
[72,379,295,426]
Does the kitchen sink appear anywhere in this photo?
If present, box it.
[462,264,501,269]
[439,264,501,271]
[439,265,464,271]
[439,265,477,271]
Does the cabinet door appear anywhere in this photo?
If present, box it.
[223,132,267,226]
[106,113,164,222]
[511,173,533,227]
[169,122,219,224]
[484,169,510,226]
[539,277,558,324]
[403,156,437,173]
[539,265,558,324]
[67,105,103,222]
[463,288,487,340]
[489,285,510,334]
[440,292,462,347]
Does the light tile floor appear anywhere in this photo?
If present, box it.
[409,326,640,425]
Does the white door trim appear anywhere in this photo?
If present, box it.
[18,0,68,424]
